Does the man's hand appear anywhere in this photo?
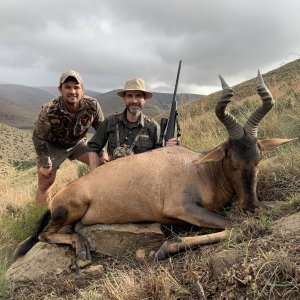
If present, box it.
[39,166,53,178]
[89,151,109,170]
[166,137,180,146]
[99,151,109,164]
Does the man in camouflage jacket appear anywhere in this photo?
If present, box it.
[33,70,104,203]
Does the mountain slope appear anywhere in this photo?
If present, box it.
[0,84,55,128]
[182,58,300,116]
[0,84,53,110]
[0,82,202,128]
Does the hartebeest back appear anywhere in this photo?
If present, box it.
[13,72,295,261]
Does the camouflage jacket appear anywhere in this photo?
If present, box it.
[88,109,161,159]
[33,96,104,167]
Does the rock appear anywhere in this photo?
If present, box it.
[272,211,300,237]
[77,223,165,258]
[135,249,146,260]
[6,223,165,282]
[83,264,105,275]
[210,249,244,278]
[76,259,92,269]
[6,242,72,282]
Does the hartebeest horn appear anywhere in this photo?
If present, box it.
[243,70,275,138]
[215,75,244,139]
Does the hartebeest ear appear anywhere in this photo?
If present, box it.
[194,146,226,164]
[258,138,297,151]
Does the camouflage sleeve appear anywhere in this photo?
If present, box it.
[91,100,104,131]
[88,118,109,154]
[32,107,52,168]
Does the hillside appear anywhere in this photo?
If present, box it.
[0,85,54,129]
[181,58,300,117]
[0,123,35,178]
[1,58,299,169]
[0,83,202,128]
[1,58,299,175]
[0,99,36,129]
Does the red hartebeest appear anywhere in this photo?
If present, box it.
[13,71,295,261]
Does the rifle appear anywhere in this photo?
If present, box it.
[159,60,182,146]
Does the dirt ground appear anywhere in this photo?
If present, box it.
[4,201,300,300]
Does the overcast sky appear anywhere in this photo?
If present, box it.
[1,0,300,95]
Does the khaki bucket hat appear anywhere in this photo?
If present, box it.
[117,78,153,99]
[59,70,83,86]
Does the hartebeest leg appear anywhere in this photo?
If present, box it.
[164,202,232,229]
[157,203,232,259]
[156,229,230,260]
[39,205,91,260]
[40,224,91,260]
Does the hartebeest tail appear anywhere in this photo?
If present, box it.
[12,210,51,261]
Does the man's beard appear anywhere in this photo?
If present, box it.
[63,94,82,106]
[126,103,143,115]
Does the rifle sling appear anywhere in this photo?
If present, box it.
[115,113,150,150]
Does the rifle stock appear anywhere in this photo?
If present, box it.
[159,117,168,146]
[165,60,182,141]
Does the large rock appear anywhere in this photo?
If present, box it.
[210,249,244,278]
[6,242,72,282]
[77,223,164,257]
[272,211,300,237]
[6,223,165,282]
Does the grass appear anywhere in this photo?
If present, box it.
[0,160,83,297]
[1,60,300,299]
[101,266,190,300]
[253,248,299,299]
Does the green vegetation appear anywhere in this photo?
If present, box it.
[77,163,91,178]
[12,159,36,171]
[0,203,45,294]
[1,59,300,299]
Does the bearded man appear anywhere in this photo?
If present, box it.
[88,78,177,169]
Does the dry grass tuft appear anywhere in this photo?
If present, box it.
[102,266,190,300]
[252,248,300,299]
[257,144,300,202]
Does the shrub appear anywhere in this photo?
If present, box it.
[77,163,90,178]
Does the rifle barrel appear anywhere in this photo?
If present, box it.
[165,60,182,141]
[172,60,182,102]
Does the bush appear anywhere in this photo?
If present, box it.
[77,163,90,178]
[12,159,36,171]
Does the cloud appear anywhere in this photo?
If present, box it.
[1,0,300,94]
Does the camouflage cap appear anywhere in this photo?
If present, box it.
[59,70,83,86]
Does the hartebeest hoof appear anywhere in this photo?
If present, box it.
[76,258,92,268]
[77,250,90,261]
[74,232,91,261]
[155,241,173,260]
